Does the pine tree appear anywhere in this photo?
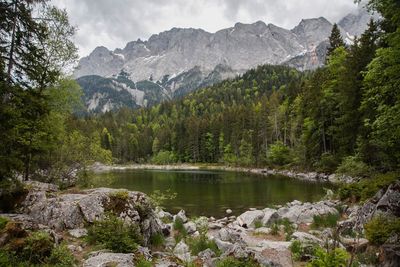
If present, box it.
[326,23,345,59]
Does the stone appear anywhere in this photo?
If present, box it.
[277,200,338,224]
[0,214,39,230]
[226,209,232,214]
[183,221,197,234]
[208,222,224,230]
[251,241,293,267]
[254,227,272,235]
[24,181,58,192]
[198,248,216,266]
[236,210,264,228]
[68,228,88,238]
[261,208,279,225]
[173,240,191,262]
[83,251,134,267]
[291,231,323,245]
[214,238,234,252]
[174,210,188,223]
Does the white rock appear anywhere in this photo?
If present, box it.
[291,231,323,245]
[83,252,134,267]
[68,228,88,238]
[236,210,264,228]
[183,221,197,234]
[173,240,191,262]
[254,227,272,235]
[173,210,188,223]
[226,209,233,214]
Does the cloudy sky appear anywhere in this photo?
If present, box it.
[51,0,362,57]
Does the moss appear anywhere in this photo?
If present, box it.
[0,216,9,231]
[216,256,260,267]
[107,190,129,214]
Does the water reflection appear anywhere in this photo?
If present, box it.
[91,169,329,217]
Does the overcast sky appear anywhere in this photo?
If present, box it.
[51,0,361,57]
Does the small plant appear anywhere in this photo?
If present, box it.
[187,234,220,256]
[336,156,371,178]
[355,246,379,266]
[271,223,280,235]
[254,219,263,229]
[150,232,165,248]
[22,231,54,264]
[311,213,339,229]
[281,218,295,240]
[290,240,303,261]
[136,256,153,267]
[110,190,129,201]
[173,217,188,242]
[48,243,76,266]
[87,214,142,253]
[307,247,349,267]
[364,215,400,246]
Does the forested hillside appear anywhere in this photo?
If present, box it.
[68,5,399,175]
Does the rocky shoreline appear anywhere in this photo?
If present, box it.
[90,163,357,184]
[1,179,399,266]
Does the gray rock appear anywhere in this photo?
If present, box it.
[183,221,197,234]
[278,200,338,224]
[236,210,264,228]
[214,238,233,252]
[254,227,272,235]
[174,210,188,223]
[173,240,191,262]
[83,251,134,267]
[24,181,58,192]
[68,228,88,238]
[0,213,39,230]
[261,208,279,225]
[291,231,323,245]
[226,209,232,214]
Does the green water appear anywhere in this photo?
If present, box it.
[91,169,329,217]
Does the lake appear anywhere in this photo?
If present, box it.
[91,169,330,217]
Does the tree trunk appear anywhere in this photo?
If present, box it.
[7,0,18,84]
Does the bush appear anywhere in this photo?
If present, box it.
[22,231,54,264]
[150,232,165,248]
[149,189,177,208]
[0,180,27,212]
[271,223,280,235]
[290,240,303,261]
[254,219,263,229]
[311,213,339,229]
[173,217,188,242]
[281,218,295,240]
[216,256,260,267]
[187,234,220,256]
[364,216,400,246]
[307,247,349,267]
[338,172,398,201]
[151,150,177,164]
[314,153,339,173]
[268,141,292,165]
[136,256,153,267]
[336,156,371,177]
[87,214,142,252]
[48,243,76,266]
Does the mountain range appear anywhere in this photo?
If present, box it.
[74,6,378,113]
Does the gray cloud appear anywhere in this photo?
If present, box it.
[52,0,360,57]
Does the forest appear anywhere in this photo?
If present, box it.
[0,0,399,185]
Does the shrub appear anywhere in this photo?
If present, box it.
[314,152,339,173]
[187,234,220,256]
[281,218,295,240]
[150,232,165,248]
[0,180,27,212]
[271,223,280,235]
[216,256,260,267]
[22,231,54,264]
[338,172,398,201]
[151,150,177,164]
[307,247,349,267]
[48,243,76,266]
[290,240,303,261]
[364,216,400,246]
[268,141,292,165]
[311,213,339,229]
[336,156,371,177]
[87,214,142,252]
[150,189,177,208]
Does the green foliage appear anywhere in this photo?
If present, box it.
[338,173,398,201]
[187,234,220,256]
[311,213,339,229]
[290,240,303,261]
[151,150,177,164]
[253,219,263,229]
[173,217,187,242]
[216,256,260,267]
[150,232,165,248]
[268,141,292,166]
[307,247,349,267]
[314,153,339,173]
[364,216,400,246]
[136,256,153,267]
[149,189,177,208]
[109,190,129,201]
[87,214,141,253]
[336,156,371,177]
[22,231,54,264]
[47,243,76,266]
[271,223,280,235]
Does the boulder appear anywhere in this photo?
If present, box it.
[183,221,197,234]
[174,210,188,223]
[198,248,216,266]
[254,227,272,235]
[251,241,292,267]
[214,238,234,252]
[83,251,134,267]
[173,240,191,262]
[68,228,88,238]
[277,200,338,224]
[226,209,232,214]
[236,210,264,228]
[261,208,279,225]
[0,213,40,230]
[291,231,323,245]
